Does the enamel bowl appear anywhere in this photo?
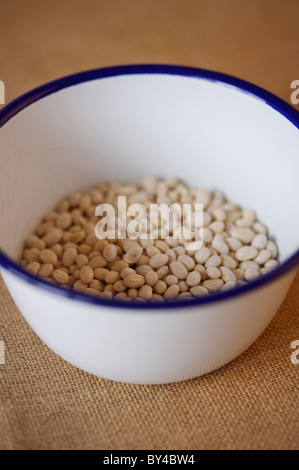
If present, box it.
[0,65,298,384]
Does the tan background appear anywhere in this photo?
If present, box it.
[0,0,298,450]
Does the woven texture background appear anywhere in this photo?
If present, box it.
[0,0,299,450]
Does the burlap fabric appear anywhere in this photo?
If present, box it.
[0,273,298,450]
[0,0,298,450]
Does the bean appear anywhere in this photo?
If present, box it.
[212,237,229,255]
[177,292,193,299]
[195,247,211,264]
[113,280,127,292]
[164,274,179,286]
[253,222,267,234]
[202,279,224,292]
[103,244,118,262]
[85,288,101,296]
[170,261,188,279]
[94,239,108,252]
[190,286,209,296]
[221,281,236,292]
[229,227,255,244]
[157,266,169,279]
[20,179,279,301]
[114,292,128,300]
[26,234,39,248]
[244,269,260,281]
[140,239,154,248]
[94,267,109,280]
[205,255,221,268]
[43,227,63,246]
[265,259,278,268]
[85,234,98,247]
[39,249,58,265]
[139,285,153,300]
[36,222,54,236]
[32,239,46,250]
[62,247,77,267]
[240,261,259,271]
[51,244,63,259]
[104,284,114,294]
[90,279,104,291]
[177,254,195,271]
[53,269,69,284]
[174,246,185,256]
[235,246,258,261]
[88,255,107,269]
[56,212,72,230]
[146,246,161,257]
[165,249,176,263]
[254,249,271,265]
[153,280,167,294]
[136,265,153,276]
[89,251,101,259]
[164,284,179,299]
[70,231,85,244]
[24,248,40,263]
[136,255,150,266]
[186,271,201,287]
[122,240,140,252]
[73,280,88,292]
[39,263,54,278]
[76,254,89,268]
[128,288,138,298]
[226,237,242,252]
[78,244,93,255]
[123,274,145,288]
[105,271,120,284]
[151,293,165,302]
[251,233,267,250]
[209,221,225,233]
[267,241,278,258]
[120,267,136,278]
[220,254,238,270]
[27,261,41,275]
[219,266,236,283]
[199,227,213,243]
[99,291,113,300]
[178,280,189,292]
[145,271,159,286]
[111,260,129,272]
[80,266,94,283]
[207,266,221,279]
[149,254,169,269]
[155,240,169,253]
[233,268,245,281]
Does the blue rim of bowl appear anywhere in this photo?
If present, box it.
[0,64,299,310]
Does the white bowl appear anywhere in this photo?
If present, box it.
[0,65,298,384]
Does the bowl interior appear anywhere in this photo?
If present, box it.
[1,71,299,263]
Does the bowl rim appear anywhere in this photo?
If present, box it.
[0,63,298,310]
